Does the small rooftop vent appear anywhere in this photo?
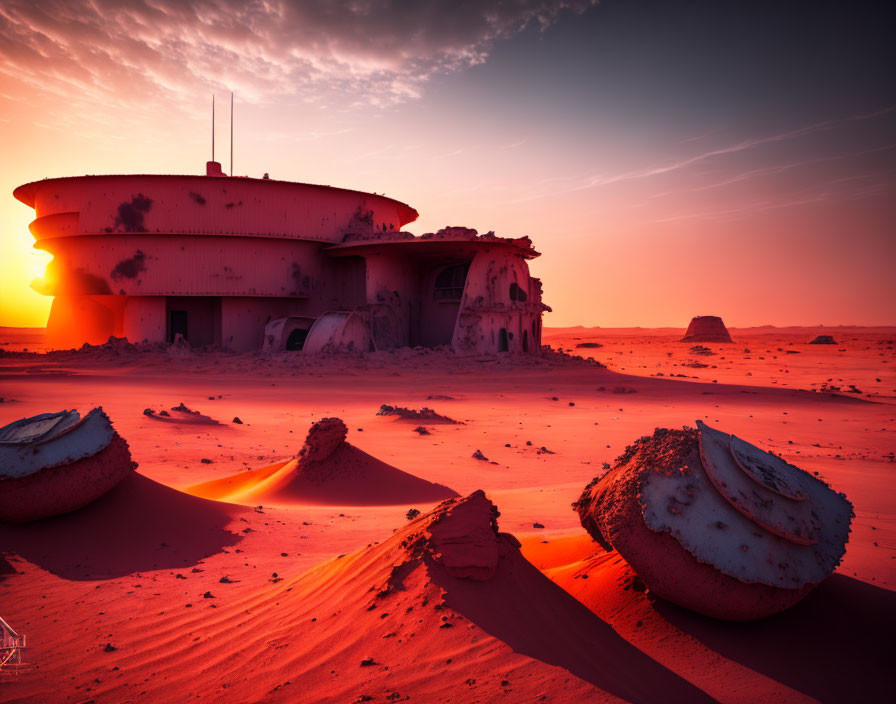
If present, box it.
[206,161,225,177]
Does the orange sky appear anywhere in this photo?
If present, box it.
[1,0,894,328]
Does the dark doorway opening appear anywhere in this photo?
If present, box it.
[285,327,309,351]
[168,310,187,342]
[498,327,509,352]
[419,262,470,348]
[165,296,221,347]
[523,330,529,352]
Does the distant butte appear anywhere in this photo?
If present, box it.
[680,315,733,343]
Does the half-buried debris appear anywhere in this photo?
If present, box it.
[573,422,852,620]
[143,403,220,425]
[377,404,461,424]
[0,408,136,522]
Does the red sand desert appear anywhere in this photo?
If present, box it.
[1,326,894,702]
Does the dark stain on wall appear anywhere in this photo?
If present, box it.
[105,194,153,232]
[291,262,311,295]
[189,192,207,205]
[59,267,113,295]
[111,250,147,280]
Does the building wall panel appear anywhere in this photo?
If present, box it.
[38,236,333,298]
[23,176,414,243]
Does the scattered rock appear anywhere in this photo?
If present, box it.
[297,417,347,462]
[472,450,489,462]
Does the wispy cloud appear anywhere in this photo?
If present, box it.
[687,143,896,193]
[504,107,895,204]
[0,0,598,122]
[648,175,896,225]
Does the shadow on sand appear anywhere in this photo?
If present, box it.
[436,538,718,704]
[655,574,896,701]
[0,473,243,580]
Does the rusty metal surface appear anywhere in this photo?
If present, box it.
[16,174,417,244]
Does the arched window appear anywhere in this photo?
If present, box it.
[509,282,528,302]
[433,264,469,301]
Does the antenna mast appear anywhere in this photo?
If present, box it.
[211,94,215,162]
[230,92,234,177]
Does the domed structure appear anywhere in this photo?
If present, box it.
[14,164,548,354]
[573,422,853,620]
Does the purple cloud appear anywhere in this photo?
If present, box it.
[0,0,597,113]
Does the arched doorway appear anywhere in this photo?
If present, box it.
[420,263,469,348]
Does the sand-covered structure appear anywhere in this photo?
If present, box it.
[14,163,548,354]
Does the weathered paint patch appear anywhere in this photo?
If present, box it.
[189,191,207,205]
[111,250,147,280]
[105,194,153,233]
[291,263,311,294]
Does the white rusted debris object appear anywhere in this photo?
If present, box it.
[0,408,136,522]
[574,421,853,620]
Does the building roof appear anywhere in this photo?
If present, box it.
[326,234,540,260]
[13,173,419,228]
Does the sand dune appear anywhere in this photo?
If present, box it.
[0,327,892,701]
[187,418,459,506]
[1,490,714,703]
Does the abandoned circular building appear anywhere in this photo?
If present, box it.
[14,162,548,354]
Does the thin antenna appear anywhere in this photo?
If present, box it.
[230,91,234,177]
[211,94,215,162]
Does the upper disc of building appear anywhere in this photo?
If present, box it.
[14,162,419,246]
